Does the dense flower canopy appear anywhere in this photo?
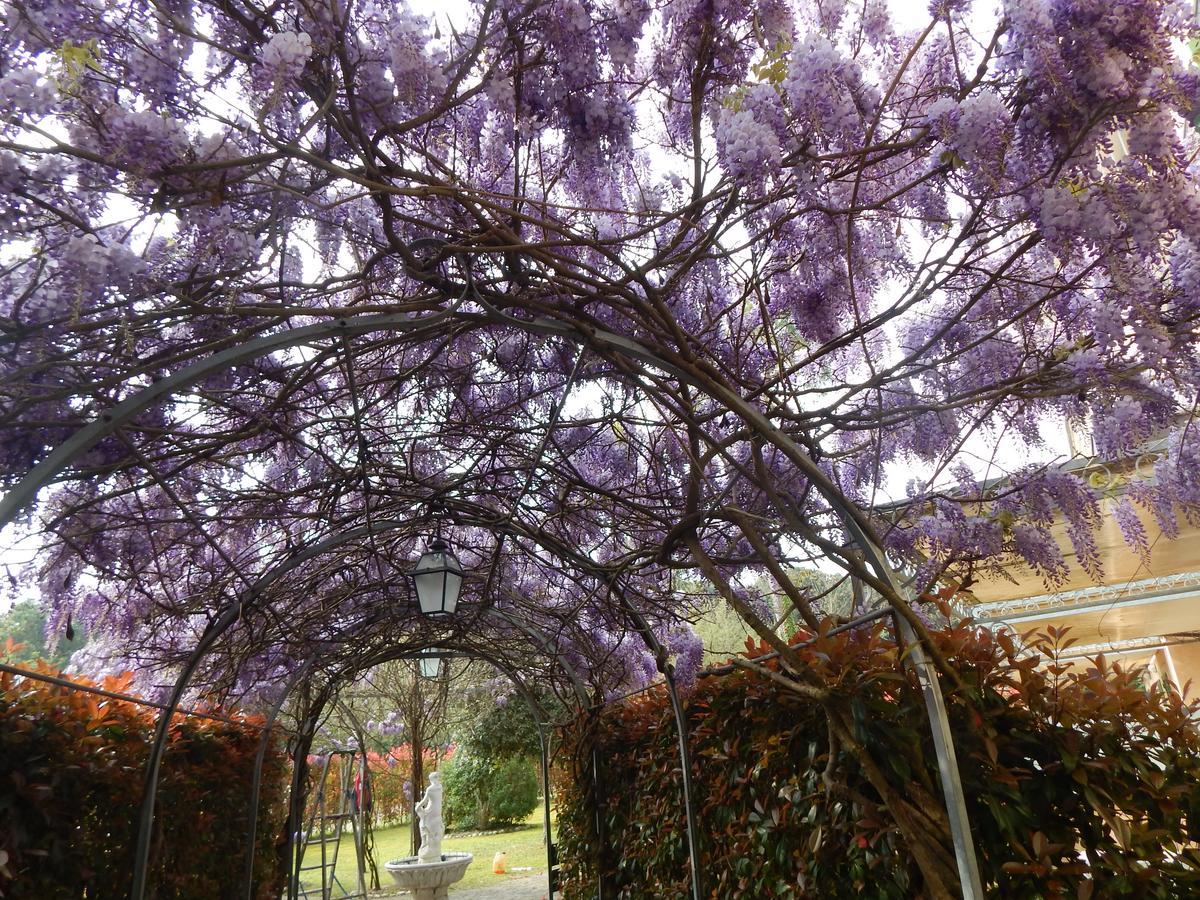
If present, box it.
[2,0,1200,712]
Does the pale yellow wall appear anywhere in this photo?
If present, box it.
[1164,641,1200,700]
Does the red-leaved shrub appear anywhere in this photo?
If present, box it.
[556,622,1200,898]
[0,663,289,899]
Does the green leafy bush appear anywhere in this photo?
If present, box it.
[0,664,289,899]
[442,751,539,830]
[555,622,1200,899]
[487,756,540,826]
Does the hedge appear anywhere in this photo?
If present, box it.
[555,621,1200,899]
[0,663,289,899]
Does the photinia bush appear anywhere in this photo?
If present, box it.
[304,745,443,827]
[556,622,1200,899]
[0,663,289,899]
[366,749,414,826]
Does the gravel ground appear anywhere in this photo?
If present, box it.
[449,874,551,899]
[368,873,551,900]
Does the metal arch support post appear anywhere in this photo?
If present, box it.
[129,609,246,900]
[286,683,338,900]
[590,738,607,900]
[892,613,982,895]
[536,723,555,899]
[480,606,600,897]
[242,662,316,900]
[605,595,704,900]
[490,670,557,900]
[834,523,985,899]
[458,655,558,900]
[2,307,981,895]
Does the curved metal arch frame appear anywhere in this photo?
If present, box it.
[596,583,703,900]
[0,307,983,898]
[122,513,604,900]
[241,661,316,900]
[131,600,596,900]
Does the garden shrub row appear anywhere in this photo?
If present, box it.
[555,621,1200,898]
[363,749,414,825]
[0,663,289,899]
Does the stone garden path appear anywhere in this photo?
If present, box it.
[449,874,550,899]
[371,873,550,900]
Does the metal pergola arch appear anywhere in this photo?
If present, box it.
[126,504,670,874]
[114,488,701,900]
[0,304,985,898]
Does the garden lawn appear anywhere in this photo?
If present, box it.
[299,811,552,894]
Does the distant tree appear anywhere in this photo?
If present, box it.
[692,568,858,660]
[0,601,83,669]
[457,690,543,762]
[441,751,539,831]
[370,660,453,858]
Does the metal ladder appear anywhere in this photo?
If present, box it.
[297,750,368,900]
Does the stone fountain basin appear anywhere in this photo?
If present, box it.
[385,852,473,896]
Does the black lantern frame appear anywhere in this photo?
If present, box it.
[409,537,464,616]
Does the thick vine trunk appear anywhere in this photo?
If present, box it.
[410,721,424,859]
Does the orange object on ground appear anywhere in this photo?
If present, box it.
[492,850,508,874]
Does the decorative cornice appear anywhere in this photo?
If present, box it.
[968,569,1200,622]
[1043,634,1170,660]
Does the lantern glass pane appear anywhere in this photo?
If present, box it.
[419,656,441,678]
[413,566,446,614]
[442,568,462,614]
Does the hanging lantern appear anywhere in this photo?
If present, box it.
[418,654,442,679]
[409,538,463,616]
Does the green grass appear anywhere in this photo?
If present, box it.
[299,809,552,894]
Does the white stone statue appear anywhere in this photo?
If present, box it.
[415,771,445,863]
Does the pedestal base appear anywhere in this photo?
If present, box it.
[411,887,449,900]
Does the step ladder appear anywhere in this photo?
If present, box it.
[297,749,368,900]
